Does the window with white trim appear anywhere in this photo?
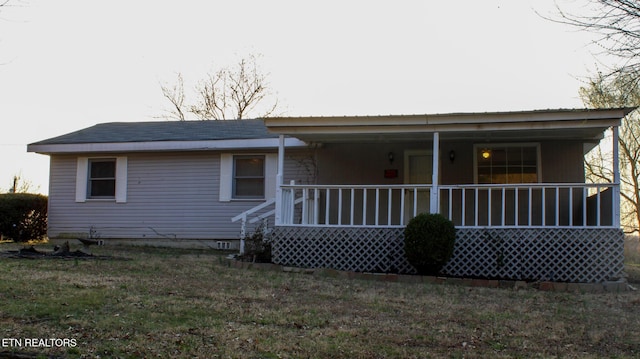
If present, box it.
[75,156,128,203]
[219,153,277,202]
[233,155,265,199]
[88,159,116,198]
[475,144,540,184]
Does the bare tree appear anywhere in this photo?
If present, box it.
[159,73,186,121]
[551,0,640,83]
[160,55,279,121]
[581,71,640,233]
[4,173,39,194]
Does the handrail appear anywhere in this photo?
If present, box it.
[281,184,433,189]
[281,182,615,189]
[249,197,305,224]
[231,198,276,223]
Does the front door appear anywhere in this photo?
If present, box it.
[404,150,432,222]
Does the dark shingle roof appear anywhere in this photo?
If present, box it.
[30,119,274,145]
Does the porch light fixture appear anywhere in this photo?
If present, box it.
[481,149,491,159]
[388,152,394,164]
[449,150,455,163]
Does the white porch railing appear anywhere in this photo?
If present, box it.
[278,182,619,229]
[279,184,432,227]
[439,183,617,228]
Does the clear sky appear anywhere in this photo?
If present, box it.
[0,0,607,194]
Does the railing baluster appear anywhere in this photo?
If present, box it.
[568,187,573,226]
[474,188,479,227]
[487,188,491,226]
[513,187,520,227]
[528,187,532,226]
[461,188,466,226]
[301,188,308,225]
[338,188,343,226]
[350,188,355,226]
[448,188,453,221]
[400,188,405,225]
[413,187,417,217]
[314,188,320,225]
[325,188,331,225]
[596,185,601,226]
[290,187,295,224]
[501,188,505,226]
[362,188,368,226]
[375,188,380,226]
[542,187,546,226]
[388,188,393,225]
[555,186,559,226]
[582,186,587,227]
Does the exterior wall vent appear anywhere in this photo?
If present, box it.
[216,241,231,250]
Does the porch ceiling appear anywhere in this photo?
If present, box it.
[265,108,635,144]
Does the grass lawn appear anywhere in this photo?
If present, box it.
[0,243,639,358]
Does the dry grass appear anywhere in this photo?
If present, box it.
[0,243,639,358]
[625,236,640,284]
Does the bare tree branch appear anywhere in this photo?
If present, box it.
[160,54,280,121]
[548,0,640,79]
[159,73,186,121]
[581,71,640,232]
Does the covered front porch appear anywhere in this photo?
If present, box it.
[260,108,632,282]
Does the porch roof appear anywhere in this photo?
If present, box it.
[265,108,635,143]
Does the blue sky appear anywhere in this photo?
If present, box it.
[0,1,607,193]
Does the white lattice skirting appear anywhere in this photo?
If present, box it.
[271,226,624,282]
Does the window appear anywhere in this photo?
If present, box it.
[475,144,539,184]
[219,153,277,202]
[233,155,265,199]
[75,157,127,203]
[88,159,116,198]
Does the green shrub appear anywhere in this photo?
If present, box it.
[404,213,456,275]
[0,193,48,242]
[241,222,272,263]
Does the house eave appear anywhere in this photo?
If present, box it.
[264,108,634,143]
[266,107,635,127]
[27,137,308,155]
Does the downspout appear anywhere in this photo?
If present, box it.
[431,132,440,214]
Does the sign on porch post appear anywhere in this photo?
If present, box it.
[430,132,440,213]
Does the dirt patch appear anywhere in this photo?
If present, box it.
[0,241,122,260]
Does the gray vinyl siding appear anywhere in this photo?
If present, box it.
[313,140,586,186]
[310,140,587,225]
[48,150,305,240]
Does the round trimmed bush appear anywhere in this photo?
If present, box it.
[404,213,456,275]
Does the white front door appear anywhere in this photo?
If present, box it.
[404,150,432,222]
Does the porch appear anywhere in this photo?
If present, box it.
[251,108,632,282]
[269,182,622,282]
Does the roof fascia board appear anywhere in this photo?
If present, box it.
[269,118,621,136]
[28,137,308,154]
[265,108,633,129]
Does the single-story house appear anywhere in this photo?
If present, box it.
[28,108,633,282]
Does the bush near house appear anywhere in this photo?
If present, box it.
[404,213,456,275]
[240,222,272,263]
[0,193,48,242]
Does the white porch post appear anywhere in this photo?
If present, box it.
[275,135,285,225]
[612,125,621,228]
[431,132,440,213]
